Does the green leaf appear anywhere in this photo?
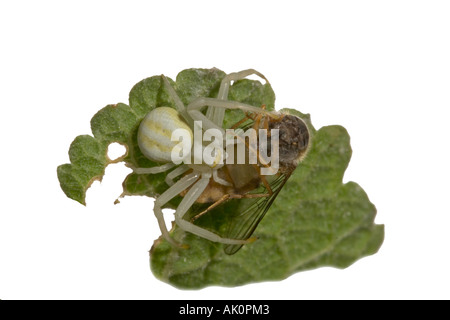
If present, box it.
[57,68,383,288]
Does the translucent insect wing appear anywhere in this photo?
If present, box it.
[224,173,291,255]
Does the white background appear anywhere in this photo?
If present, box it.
[1,0,449,300]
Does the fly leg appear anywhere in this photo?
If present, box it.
[190,190,272,223]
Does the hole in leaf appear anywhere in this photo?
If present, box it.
[107,142,127,161]
[162,208,176,232]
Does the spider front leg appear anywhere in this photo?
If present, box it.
[217,69,268,100]
[161,74,193,127]
[187,97,273,133]
[207,69,269,126]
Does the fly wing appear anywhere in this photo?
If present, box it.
[224,173,291,255]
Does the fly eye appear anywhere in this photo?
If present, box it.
[298,121,310,150]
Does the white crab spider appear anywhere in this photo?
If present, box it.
[132,69,274,248]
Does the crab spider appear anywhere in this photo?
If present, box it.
[131,69,276,248]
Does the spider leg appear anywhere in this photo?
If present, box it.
[153,172,200,248]
[161,74,193,127]
[188,109,226,134]
[189,97,273,116]
[165,164,190,186]
[188,97,274,135]
[174,173,254,245]
[218,69,268,101]
[207,69,269,126]
[126,162,175,174]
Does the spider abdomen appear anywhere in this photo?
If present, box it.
[138,107,192,163]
